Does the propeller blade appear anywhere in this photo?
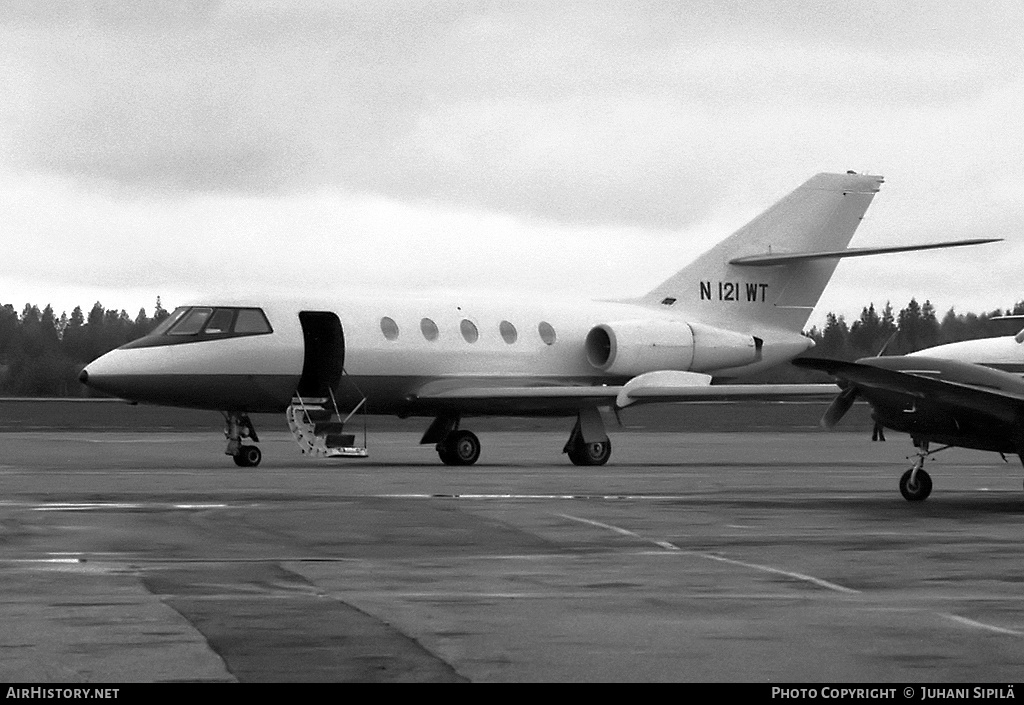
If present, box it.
[821,386,858,429]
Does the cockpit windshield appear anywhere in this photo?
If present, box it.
[148,307,189,336]
[169,308,214,335]
[121,306,273,349]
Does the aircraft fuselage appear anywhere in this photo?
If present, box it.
[81,294,812,416]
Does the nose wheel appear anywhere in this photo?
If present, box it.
[898,440,949,501]
[224,412,262,467]
[899,467,932,501]
[233,444,263,467]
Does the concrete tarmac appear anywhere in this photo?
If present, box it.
[2,429,1024,682]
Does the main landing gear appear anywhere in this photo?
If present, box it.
[420,406,612,467]
[563,407,611,466]
[438,429,481,466]
[421,416,481,466]
[224,411,261,467]
[419,407,610,467]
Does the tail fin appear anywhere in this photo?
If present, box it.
[641,172,883,332]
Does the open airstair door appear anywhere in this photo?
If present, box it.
[297,311,344,398]
[288,311,368,458]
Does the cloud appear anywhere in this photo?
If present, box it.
[4,3,1020,221]
[1,1,1021,324]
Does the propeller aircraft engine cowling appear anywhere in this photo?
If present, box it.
[585,320,759,377]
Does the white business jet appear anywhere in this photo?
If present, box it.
[79,172,997,467]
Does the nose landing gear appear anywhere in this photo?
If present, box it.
[899,466,932,502]
[898,440,951,501]
[224,412,261,467]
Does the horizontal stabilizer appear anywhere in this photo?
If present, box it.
[729,238,1001,267]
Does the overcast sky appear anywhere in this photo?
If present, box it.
[2,0,1021,329]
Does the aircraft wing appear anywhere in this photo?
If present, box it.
[411,373,837,412]
[793,357,1024,423]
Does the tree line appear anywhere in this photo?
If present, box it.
[755,298,1024,383]
[0,296,1021,396]
[0,299,170,396]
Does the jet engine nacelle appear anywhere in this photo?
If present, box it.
[585,320,758,376]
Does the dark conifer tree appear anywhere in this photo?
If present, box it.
[819,313,850,359]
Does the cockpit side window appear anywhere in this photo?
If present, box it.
[233,308,272,334]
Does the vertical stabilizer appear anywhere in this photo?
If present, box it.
[641,172,883,332]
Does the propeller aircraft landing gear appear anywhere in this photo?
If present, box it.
[224,411,261,467]
[899,467,932,502]
[899,440,950,501]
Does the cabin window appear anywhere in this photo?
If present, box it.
[380,317,400,340]
[538,321,556,345]
[420,318,439,341]
[460,319,479,343]
[499,320,517,344]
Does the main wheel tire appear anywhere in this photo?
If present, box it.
[437,443,457,465]
[899,468,932,501]
[439,430,480,466]
[234,445,262,468]
[568,439,611,466]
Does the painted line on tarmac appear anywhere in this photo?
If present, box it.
[348,591,810,600]
[384,493,704,501]
[75,437,212,443]
[939,613,1024,637]
[560,513,860,595]
[3,554,368,565]
[20,501,232,512]
[560,514,681,551]
[698,553,859,594]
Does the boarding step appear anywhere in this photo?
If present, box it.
[325,434,356,448]
[301,409,334,424]
[313,421,346,435]
[286,393,368,459]
[291,397,328,405]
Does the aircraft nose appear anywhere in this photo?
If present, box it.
[77,349,135,399]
